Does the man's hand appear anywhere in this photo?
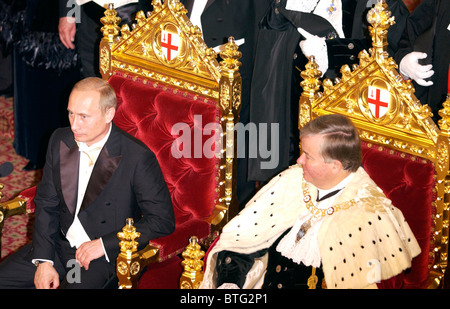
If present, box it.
[76,239,105,270]
[297,28,328,77]
[58,17,76,49]
[34,262,60,289]
[399,52,434,86]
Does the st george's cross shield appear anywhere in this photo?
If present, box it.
[161,30,180,62]
[367,85,390,118]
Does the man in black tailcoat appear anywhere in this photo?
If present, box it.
[395,0,449,122]
[247,0,409,183]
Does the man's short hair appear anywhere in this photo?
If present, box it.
[300,114,362,172]
[72,77,117,112]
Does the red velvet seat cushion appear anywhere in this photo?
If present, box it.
[109,73,220,259]
[361,142,434,288]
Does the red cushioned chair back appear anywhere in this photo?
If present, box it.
[362,142,434,288]
[109,74,220,224]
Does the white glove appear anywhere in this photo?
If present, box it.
[399,52,434,86]
[297,28,328,77]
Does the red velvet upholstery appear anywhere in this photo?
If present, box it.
[109,73,223,287]
[361,142,434,289]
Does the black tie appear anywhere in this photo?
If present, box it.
[316,189,342,202]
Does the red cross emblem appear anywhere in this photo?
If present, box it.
[367,86,390,118]
[161,30,179,61]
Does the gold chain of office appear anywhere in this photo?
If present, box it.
[301,179,359,219]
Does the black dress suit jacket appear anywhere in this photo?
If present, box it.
[395,0,449,119]
[182,0,271,126]
[32,123,175,264]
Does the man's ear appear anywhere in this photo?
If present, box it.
[331,159,343,173]
[106,107,116,123]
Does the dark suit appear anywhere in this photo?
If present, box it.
[395,0,449,120]
[0,123,174,288]
[59,0,152,77]
[247,0,409,182]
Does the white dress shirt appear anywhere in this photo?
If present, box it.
[66,124,112,259]
[32,125,112,266]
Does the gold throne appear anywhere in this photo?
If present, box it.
[298,0,449,288]
[99,0,242,288]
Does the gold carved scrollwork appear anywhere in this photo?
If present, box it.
[117,261,128,276]
[130,261,141,275]
[232,82,242,111]
[100,47,110,75]
[437,142,449,174]
[438,95,450,131]
[220,83,230,111]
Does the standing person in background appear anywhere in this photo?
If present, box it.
[182,0,272,207]
[58,0,152,77]
[395,0,449,122]
[248,0,409,184]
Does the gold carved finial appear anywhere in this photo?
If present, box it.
[167,0,188,15]
[152,0,164,12]
[219,37,242,77]
[180,236,205,289]
[366,0,395,57]
[300,56,322,98]
[100,4,121,42]
[117,218,141,255]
